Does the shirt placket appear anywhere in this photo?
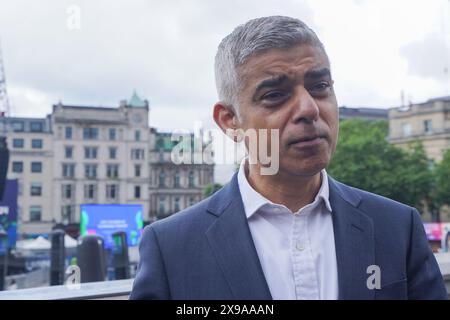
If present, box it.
[291,211,320,300]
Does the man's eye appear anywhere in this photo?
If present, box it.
[309,81,331,93]
[261,91,287,102]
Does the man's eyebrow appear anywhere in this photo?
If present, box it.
[254,74,289,94]
[304,68,331,80]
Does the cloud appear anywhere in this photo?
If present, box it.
[1,0,448,129]
[400,33,450,81]
[0,0,315,128]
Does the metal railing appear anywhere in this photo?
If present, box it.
[0,278,133,300]
[0,253,449,300]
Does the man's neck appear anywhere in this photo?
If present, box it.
[245,162,323,213]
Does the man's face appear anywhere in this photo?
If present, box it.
[236,44,339,177]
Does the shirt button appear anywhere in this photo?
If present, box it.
[296,243,305,251]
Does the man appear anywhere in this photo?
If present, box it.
[130,16,447,300]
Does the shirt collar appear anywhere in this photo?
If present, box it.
[237,157,332,219]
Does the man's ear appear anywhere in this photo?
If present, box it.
[213,102,239,133]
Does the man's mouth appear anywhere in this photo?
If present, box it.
[288,135,326,148]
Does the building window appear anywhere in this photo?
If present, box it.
[402,123,411,137]
[156,138,164,151]
[84,164,97,179]
[174,197,180,212]
[30,206,42,222]
[13,138,24,148]
[31,139,43,149]
[61,205,74,224]
[12,162,23,173]
[135,164,141,177]
[83,127,99,140]
[65,126,73,139]
[30,182,42,196]
[106,164,119,178]
[84,184,97,199]
[106,184,118,200]
[62,184,73,199]
[174,171,180,187]
[188,171,195,187]
[109,128,116,141]
[84,146,98,159]
[65,146,73,159]
[159,197,165,215]
[189,197,195,206]
[424,120,432,133]
[62,164,75,178]
[109,147,117,159]
[134,185,141,199]
[12,121,24,132]
[131,149,144,160]
[135,130,141,141]
[30,121,43,132]
[159,171,166,187]
[31,162,42,173]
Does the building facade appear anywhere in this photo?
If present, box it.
[0,116,54,235]
[0,92,214,237]
[148,131,214,220]
[51,95,151,229]
[388,96,450,162]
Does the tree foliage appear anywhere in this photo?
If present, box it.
[203,183,223,197]
[327,119,433,209]
[433,149,450,209]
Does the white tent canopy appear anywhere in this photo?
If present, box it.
[16,235,78,250]
[64,235,78,248]
[17,236,50,250]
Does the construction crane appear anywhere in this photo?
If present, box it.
[0,40,10,117]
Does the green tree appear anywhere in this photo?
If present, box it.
[433,149,450,210]
[328,119,433,211]
[203,183,223,197]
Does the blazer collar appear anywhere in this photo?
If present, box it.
[328,176,376,300]
[205,173,272,300]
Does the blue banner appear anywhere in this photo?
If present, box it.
[80,204,144,248]
[0,179,18,248]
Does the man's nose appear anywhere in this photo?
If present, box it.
[290,87,320,124]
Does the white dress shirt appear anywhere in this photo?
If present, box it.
[237,159,339,300]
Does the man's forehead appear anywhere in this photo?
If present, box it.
[238,45,330,84]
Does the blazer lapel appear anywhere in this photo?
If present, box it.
[329,177,376,300]
[205,173,272,300]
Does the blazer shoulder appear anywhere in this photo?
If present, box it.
[331,179,422,255]
[332,179,417,221]
[150,179,235,236]
[148,187,233,248]
[151,196,213,232]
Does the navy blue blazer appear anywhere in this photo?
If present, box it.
[130,173,448,300]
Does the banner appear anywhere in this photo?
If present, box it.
[0,179,18,248]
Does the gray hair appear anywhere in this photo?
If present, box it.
[214,16,326,112]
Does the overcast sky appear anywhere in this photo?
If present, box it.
[0,0,449,132]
